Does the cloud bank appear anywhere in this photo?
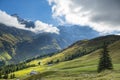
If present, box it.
[48,0,120,34]
[0,10,59,34]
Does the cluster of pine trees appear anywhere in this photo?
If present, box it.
[25,52,58,63]
[0,62,35,79]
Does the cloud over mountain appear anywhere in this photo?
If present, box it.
[30,20,59,34]
[48,0,120,34]
[0,10,25,29]
[0,10,59,34]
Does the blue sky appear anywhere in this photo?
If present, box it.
[0,0,56,24]
[0,0,120,35]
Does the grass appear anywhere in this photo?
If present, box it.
[22,54,120,80]
[23,40,120,80]
[8,60,120,80]
[4,40,120,80]
[9,65,46,79]
[23,63,120,80]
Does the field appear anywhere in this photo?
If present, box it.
[22,56,120,80]
[5,37,120,80]
[14,47,120,80]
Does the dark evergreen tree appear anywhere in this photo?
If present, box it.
[0,72,2,78]
[97,42,113,73]
[55,59,59,63]
[10,74,13,79]
[3,74,8,79]
[38,62,41,65]
[13,74,15,78]
[47,60,53,65]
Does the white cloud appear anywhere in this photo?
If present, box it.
[0,10,26,29]
[0,10,59,34]
[29,20,59,34]
[48,0,120,34]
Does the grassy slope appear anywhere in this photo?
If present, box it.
[0,34,19,61]
[0,27,33,63]
[29,35,120,65]
[12,40,120,80]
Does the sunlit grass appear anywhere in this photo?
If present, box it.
[11,65,46,79]
[10,40,120,80]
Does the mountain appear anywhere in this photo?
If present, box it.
[24,35,120,80]
[0,23,34,65]
[13,25,98,62]
[40,35,120,64]
[56,25,98,48]
[12,14,35,28]
[0,15,98,64]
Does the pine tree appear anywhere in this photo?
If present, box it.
[0,72,2,79]
[3,74,8,79]
[13,74,15,78]
[55,59,59,63]
[38,62,41,65]
[10,74,13,79]
[97,42,113,73]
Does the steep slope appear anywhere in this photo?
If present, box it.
[14,33,61,62]
[24,36,120,80]
[0,24,62,63]
[0,15,99,63]
[56,25,98,48]
[40,35,120,64]
[0,23,34,64]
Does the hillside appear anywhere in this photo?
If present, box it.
[0,23,34,64]
[0,23,62,63]
[23,35,120,80]
[0,15,98,64]
[40,35,120,65]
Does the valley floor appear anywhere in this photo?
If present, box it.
[22,63,120,80]
[3,39,120,80]
[10,56,120,80]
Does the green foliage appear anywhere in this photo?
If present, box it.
[47,60,53,65]
[55,59,59,64]
[38,62,41,65]
[98,42,113,72]
[0,60,5,66]
[0,62,35,79]
[10,73,15,79]
[3,74,8,79]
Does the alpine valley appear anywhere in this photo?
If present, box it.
[0,0,120,80]
[0,16,120,80]
[0,15,98,64]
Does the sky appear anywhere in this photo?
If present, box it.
[0,0,54,24]
[0,0,120,35]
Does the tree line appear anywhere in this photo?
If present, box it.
[0,62,35,79]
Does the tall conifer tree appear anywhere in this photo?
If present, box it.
[98,42,113,73]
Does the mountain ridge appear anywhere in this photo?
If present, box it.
[0,15,98,64]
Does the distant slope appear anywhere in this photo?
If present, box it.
[40,35,120,64]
